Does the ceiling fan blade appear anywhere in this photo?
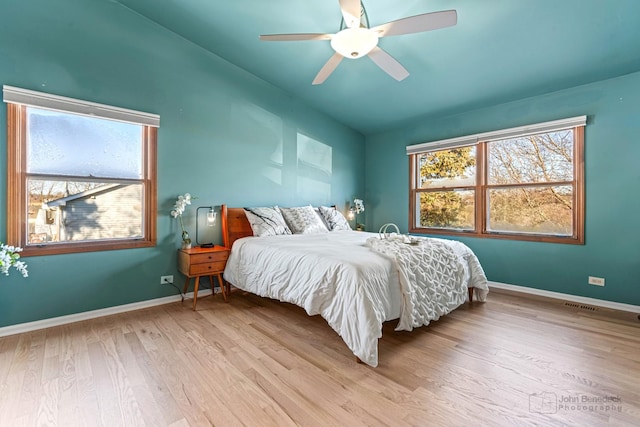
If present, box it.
[339,0,362,28]
[312,53,344,85]
[372,10,457,37]
[367,47,409,81]
[260,33,333,41]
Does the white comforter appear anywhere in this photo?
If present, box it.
[223,231,488,367]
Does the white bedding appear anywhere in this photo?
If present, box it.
[223,230,488,367]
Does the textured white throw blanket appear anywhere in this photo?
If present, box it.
[366,235,488,331]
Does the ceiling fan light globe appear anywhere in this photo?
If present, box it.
[330,28,379,59]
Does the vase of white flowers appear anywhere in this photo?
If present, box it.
[0,243,28,278]
[353,198,365,231]
[170,193,195,249]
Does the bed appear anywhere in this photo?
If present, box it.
[221,205,488,367]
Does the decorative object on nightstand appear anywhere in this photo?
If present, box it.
[170,193,195,249]
[196,206,217,248]
[348,198,365,231]
[177,245,230,310]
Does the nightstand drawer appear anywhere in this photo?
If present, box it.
[190,251,229,265]
[189,261,227,275]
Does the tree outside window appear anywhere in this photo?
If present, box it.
[409,121,584,244]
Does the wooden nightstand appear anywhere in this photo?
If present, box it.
[177,245,230,310]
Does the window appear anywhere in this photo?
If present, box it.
[408,117,585,244]
[4,86,159,256]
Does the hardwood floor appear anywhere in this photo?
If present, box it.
[0,289,638,426]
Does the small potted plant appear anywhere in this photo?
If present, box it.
[353,198,365,231]
[170,193,195,249]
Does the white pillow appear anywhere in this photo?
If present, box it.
[314,207,330,230]
[280,205,329,234]
[318,206,352,231]
[244,206,292,237]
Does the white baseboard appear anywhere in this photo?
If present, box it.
[489,281,640,313]
[3,282,637,338]
[0,289,213,338]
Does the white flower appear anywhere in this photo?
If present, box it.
[170,193,197,237]
[353,198,365,214]
[170,193,194,217]
[0,243,28,278]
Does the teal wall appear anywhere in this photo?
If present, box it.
[366,71,640,306]
[1,0,637,329]
[0,0,364,327]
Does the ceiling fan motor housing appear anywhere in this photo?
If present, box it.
[331,27,379,58]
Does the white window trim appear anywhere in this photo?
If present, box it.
[406,116,586,155]
[3,85,160,127]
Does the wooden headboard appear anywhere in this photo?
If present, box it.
[221,205,253,249]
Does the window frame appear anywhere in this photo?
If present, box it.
[409,124,584,244]
[6,101,158,257]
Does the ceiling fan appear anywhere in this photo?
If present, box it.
[259,0,457,85]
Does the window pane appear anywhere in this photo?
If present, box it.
[27,108,143,179]
[419,190,475,230]
[418,146,476,189]
[27,179,143,244]
[487,186,573,235]
[488,130,574,185]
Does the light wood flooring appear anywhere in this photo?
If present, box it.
[0,288,638,426]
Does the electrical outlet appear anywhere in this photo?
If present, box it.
[588,276,605,287]
[160,275,174,284]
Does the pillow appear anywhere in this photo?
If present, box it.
[318,206,351,231]
[280,205,329,234]
[243,206,292,237]
[314,207,330,230]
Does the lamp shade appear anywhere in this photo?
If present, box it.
[196,206,216,247]
[330,28,378,59]
[206,207,216,226]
